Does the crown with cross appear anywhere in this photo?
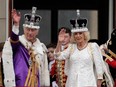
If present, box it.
[70,10,88,32]
[23,7,42,29]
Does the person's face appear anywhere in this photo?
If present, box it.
[47,47,55,61]
[62,33,71,45]
[73,32,85,43]
[24,27,39,42]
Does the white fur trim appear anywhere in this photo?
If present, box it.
[2,36,50,86]
[12,25,19,35]
[19,35,50,86]
[71,27,88,32]
[23,24,40,29]
[2,38,16,86]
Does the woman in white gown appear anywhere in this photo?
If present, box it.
[54,18,104,87]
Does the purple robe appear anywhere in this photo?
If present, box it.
[11,32,40,87]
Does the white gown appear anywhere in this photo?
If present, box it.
[54,42,104,87]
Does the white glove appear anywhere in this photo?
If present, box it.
[52,81,58,87]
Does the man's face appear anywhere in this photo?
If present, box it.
[24,27,39,42]
[62,33,71,45]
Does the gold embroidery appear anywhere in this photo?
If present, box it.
[109,49,116,58]
[24,48,39,87]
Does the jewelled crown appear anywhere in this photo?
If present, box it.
[70,10,88,32]
[23,7,42,29]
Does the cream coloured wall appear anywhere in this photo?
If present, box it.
[0,0,6,43]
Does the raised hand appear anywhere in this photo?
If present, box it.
[11,9,21,25]
[58,29,66,43]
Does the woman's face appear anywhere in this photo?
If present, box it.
[24,27,39,43]
[73,32,85,43]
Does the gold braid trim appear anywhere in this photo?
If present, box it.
[102,53,113,61]
[10,38,19,43]
[109,50,116,59]
[24,48,39,87]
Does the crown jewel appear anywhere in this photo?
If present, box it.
[70,10,88,32]
[23,7,42,29]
